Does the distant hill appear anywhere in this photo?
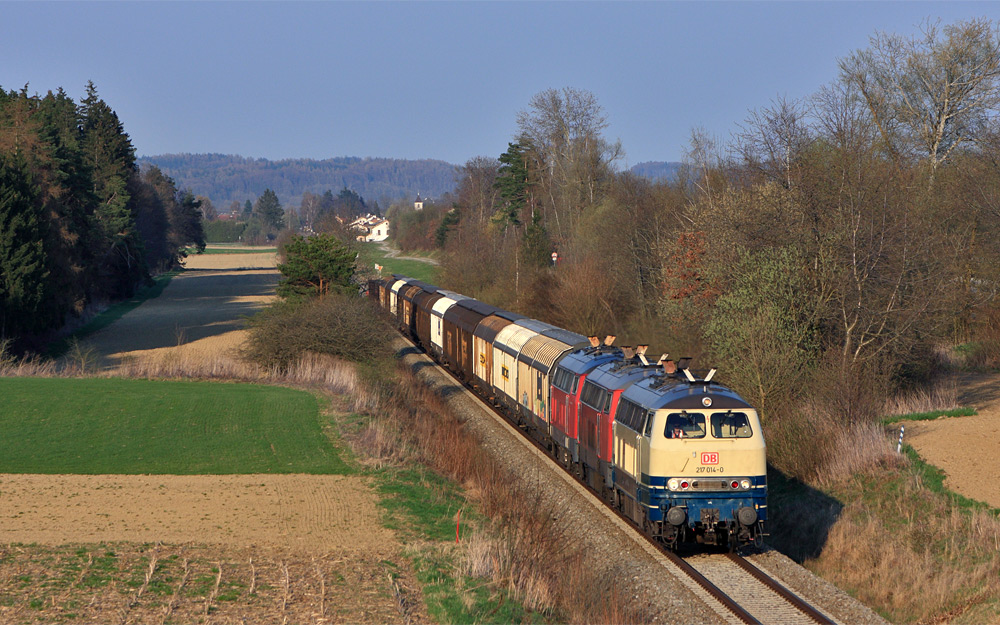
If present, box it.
[629,161,682,182]
[137,153,459,209]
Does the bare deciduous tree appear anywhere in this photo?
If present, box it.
[516,88,623,241]
[840,18,1000,181]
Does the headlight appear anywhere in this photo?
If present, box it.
[668,478,679,491]
[740,479,751,489]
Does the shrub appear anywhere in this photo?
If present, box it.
[242,295,393,370]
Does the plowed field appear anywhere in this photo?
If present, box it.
[905,372,1000,508]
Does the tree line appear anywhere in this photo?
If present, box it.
[203,186,376,244]
[392,18,1000,479]
[0,82,205,352]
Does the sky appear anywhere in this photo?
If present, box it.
[2,1,997,167]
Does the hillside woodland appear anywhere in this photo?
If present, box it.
[137,153,459,210]
[0,83,206,351]
[392,19,1000,481]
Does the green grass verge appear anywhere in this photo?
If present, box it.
[899,444,999,513]
[0,377,352,474]
[358,242,439,283]
[882,407,977,424]
[46,270,180,358]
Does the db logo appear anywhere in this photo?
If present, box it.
[701,452,719,465]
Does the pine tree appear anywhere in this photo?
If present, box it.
[493,142,531,231]
[277,234,356,298]
[253,188,284,231]
[0,153,50,338]
[79,82,145,296]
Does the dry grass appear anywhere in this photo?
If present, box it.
[767,404,904,487]
[346,364,650,624]
[882,377,961,417]
[809,470,1000,624]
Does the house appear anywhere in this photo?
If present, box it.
[350,213,390,242]
[414,194,424,211]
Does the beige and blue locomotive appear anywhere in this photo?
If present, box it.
[611,366,766,549]
[369,276,767,551]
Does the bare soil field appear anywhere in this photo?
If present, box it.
[905,372,1000,508]
[0,475,391,553]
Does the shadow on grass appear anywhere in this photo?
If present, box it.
[766,466,844,563]
[46,270,181,358]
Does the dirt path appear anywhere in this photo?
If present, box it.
[377,241,440,265]
[905,372,1000,508]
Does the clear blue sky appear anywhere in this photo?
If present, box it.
[2,2,996,167]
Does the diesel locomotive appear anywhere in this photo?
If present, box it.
[370,275,767,550]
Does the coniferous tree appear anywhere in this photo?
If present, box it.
[0,153,50,339]
[277,234,356,298]
[80,82,145,295]
[253,188,284,231]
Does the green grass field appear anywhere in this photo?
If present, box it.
[46,271,180,357]
[358,242,439,283]
[0,378,351,474]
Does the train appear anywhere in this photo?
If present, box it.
[368,275,767,550]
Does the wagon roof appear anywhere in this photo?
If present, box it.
[517,335,574,372]
[515,318,559,333]
[444,304,491,332]
[474,314,515,342]
[456,298,501,316]
[493,324,539,357]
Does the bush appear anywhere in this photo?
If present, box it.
[242,295,393,370]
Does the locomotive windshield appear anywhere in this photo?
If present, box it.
[664,412,706,439]
[710,412,753,438]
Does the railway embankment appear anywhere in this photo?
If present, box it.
[397,339,888,625]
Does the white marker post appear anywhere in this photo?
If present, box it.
[897,424,905,453]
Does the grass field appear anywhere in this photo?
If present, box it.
[46,271,180,357]
[358,242,439,283]
[0,377,351,474]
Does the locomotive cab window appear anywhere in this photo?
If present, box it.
[580,381,612,413]
[710,412,752,438]
[664,412,706,439]
[552,367,578,394]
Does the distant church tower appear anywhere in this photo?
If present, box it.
[414,193,424,211]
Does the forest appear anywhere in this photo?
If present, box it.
[137,153,459,210]
[0,82,205,352]
[391,18,1000,480]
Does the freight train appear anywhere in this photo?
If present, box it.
[369,275,767,550]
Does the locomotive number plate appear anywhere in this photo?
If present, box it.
[701,452,719,465]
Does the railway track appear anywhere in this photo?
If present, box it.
[398,338,841,625]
